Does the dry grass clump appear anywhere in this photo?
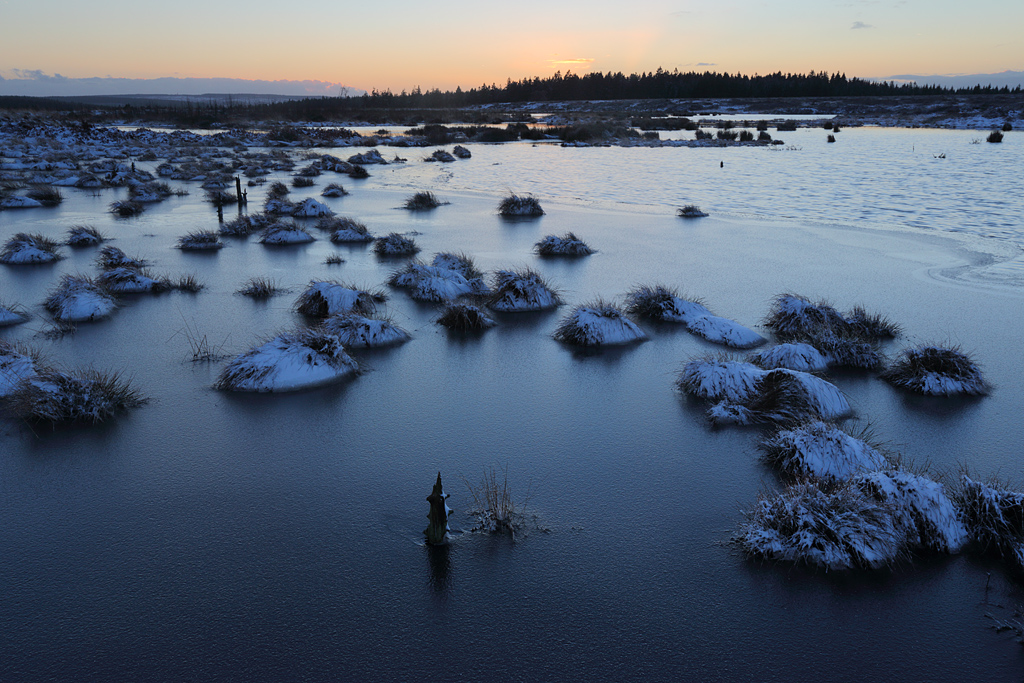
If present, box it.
[760,421,889,482]
[348,165,369,179]
[734,478,905,570]
[452,145,471,159]
[464,466,530,539]
[266,181,290,199]
[205,189,237,207]
[96,267,172,294]
[497,193,544,216]
[97,246,147,270]
[66,225,105,247]
[624,284,684,320]
[237,277,281,298]
[404,191,445,210]
[534,232,594,257]
[881,345,989,396]
[324,254,345,265]
[319,313,410,348]
[488,268,562,311]
[553,299,646,347]
[1,301,29,327]
[25,186,63,206]
[295,281,386,318]
[954,475,1024,569]
[436,303,496,332]
[677,204,709,218]
[292,176,315,188]
[43,275,117,322]
[373,232,419,257]
[220,212,272,237]
[172,274,205,292]
[321,183,347,197]
[258,222,315,245]
[323,216,373,243]
[3,368,147,425]
[1,233,64,264]
[988,130,1004,143]
[425,149,456,163]
[176,230,224,251]
[214,328,357,393]
[109,199,144,217]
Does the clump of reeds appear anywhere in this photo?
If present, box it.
[553,299,646,346]
[320,313,411,348]
[172,274,204,292]
[295,281,386,318]
[25,186,63,207]
[452,145,471,159]
[96,267,171,294]
[319,216,373,243]
[436,303,496,332]
[44,275,117,322]
[425,150,456,163]
[497,193,544,216]
[176,230,224,251]
[266,181,290,199]
[109,199,144,217]
[214,328,357,393]
[954,475,1024,569]
[760,421,889,482]
[205,189,237,207]
[324,254,345,265]
[348,165,369,179]
[237,277,281,299]
[734,478,905,570]
[881,345,989,396]
[464,465,530,539]
[220,212,272,237]
[0,301,29,327]
[0,233,64,265]
[292,176,315,188]
[258,223,314,245]
[97,246,147,270]
[2,368,147,424]
[677,204,708,218]
[321,183,347,197]
[373,232,419,257]
[624,284,682,320]
[988,130,1004,143]
[488,268,561,311]
[534,232,594,256]
[66,225,105,247]
[404,191,445,210]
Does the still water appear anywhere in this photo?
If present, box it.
[2,127,1023,681]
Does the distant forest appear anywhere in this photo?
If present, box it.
[3,69,1021,124]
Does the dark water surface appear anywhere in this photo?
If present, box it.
[2,135,1024,681]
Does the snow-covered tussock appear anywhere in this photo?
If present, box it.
[856,470,967,554]
[348,150,387,165]
[3,368,146,424]
[220,212,272,237]
[765,293,899,341]
[177,230,223,251]
[750,342,829,372]
[318,216,373,243]
[259,223,314,245]
[425,149,456,163]
[881,345,989,396]
[535,232,594,256]
[96,267,169,294]
[554,301,646,346]
[320,183,347,197]
[296,281,383,318]
[735,478,904,570]
[320,313,410,348]
[389,262,475,302]
[431,252,488,293]
[373,232,419,257]
[216,329,357,392]
[625,285,764,349]
[760,421,889,481]
[677,358,764,403]
[497,193,544,216]
[488,268,561,312]
[436,304,496,331]
[0,341,39,397]
[1,233,63,264]
[954,476,1024,569]
[677,204,709,218]
[0,303,28,327]
[66,225,105,247]
[44,275,117,322]
[452,145,471,159]
[97,246,147,270]
[291,197,333,217]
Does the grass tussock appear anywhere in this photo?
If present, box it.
[954,475,1024,569]
[205,189,237,207]
[1,233,64,264]
[176,230,224,251]
[373,232,419,257]
[321,216,373,243]
[437,303,496,332]
[677,204,709,218]
[488,268,562,311]
[266,181,290,199]
[295,281,386,318]
[220,212,272,237]
[321,183,347,197]
[109,199,144,217]
[292,176,315,188]
[464,466,530,539]
[324,254,345,265]
[26,186,63,206]
[97,246,147,270]
[497,193,544,217]
[404,191,445,210]
[66,225,105,247]
[553,299,646,347]
[988,130,1004,143]
[881,345,988,396]
[624,284,686,320]
[534,232,594,256]
[3,368,147,425]
[173,274,205,293]
[237,277,281,298]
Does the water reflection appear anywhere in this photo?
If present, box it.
[426,542,453,596]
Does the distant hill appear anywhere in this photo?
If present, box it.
[52,93,319,107]
[0,73,364,99]
[881,70,1024,90]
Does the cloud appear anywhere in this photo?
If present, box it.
[696,62,717,67]
[0,71,360,97]
[548,58,595,69]
[850,21,874,29]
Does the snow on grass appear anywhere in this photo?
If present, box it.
[881,345,989,396]
[431,252,488,293]
[0,341,39,397]
[497,193,544,216]
[750,342,830,372]
[403,191,445,210]
[2,368,146,424]
[215,329,357,392]
[624,285,764,348]
[291,197,333,217]
[735,478,905,570]
[488,268,561,312]
[319,216,374,243]
[760,421,889,481]
[388,261,475,302]
[554,300,646,346]
[373,232,419,257]
[296,281,384,318]
[856,470,967,554]
[0,302,29,327]
[109,199,144,217]
[176,230,224,251]
[43,275,117,322]
[436,303,496,332]
[220,212,273,237]
[954,476,1024,569]
[97,246,147,270]
[321,183,347,197]
[677,204,709,218]
[678,357,850,426]
[66,225,105,247]
[0,233,63,265]
[320,313,410,348]
[258,222,314,245]
[535,232,594,257]
[0,195,43,209]
[96,267,171,294]
[765,293,898,341]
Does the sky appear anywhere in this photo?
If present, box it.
[1,0,1022,95]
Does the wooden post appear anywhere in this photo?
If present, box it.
[235,176,244,208]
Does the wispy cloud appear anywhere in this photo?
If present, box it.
[548,58,595,69]
[696,62,717,67]
[0,71,358,97]
[851,21,874,29]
